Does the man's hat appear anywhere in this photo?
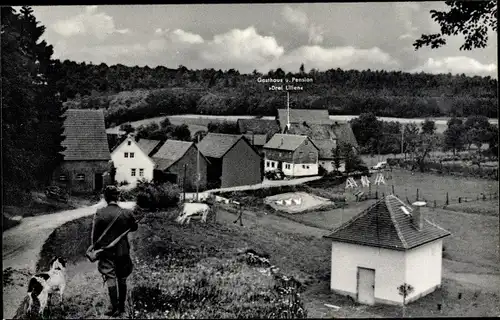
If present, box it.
[104,185,120,198]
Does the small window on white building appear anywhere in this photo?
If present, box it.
[59,174,67,181]
[130,152,135,158]
[124,152,129,158]
[76,174,85,181]
[302,165,306,169]
[271,162,275,168]
[131,168,136,177]
[306,165,310,169]
[139,168,144,177]
[127,140,132,146]
[266,161,270,167]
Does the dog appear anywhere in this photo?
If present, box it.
[26,257,67,315]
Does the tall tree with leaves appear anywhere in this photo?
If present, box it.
[443,117,465,155]
[414,1,497,50]
[421,119,437,135]
[2,6,66,203]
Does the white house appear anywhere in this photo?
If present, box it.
[110,135,160,187]
[324,195,451,306]
[263,134,319,177]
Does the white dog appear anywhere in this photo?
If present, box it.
[26,257,67,315]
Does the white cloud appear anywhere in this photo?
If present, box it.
[170,29,204,44]
[394,2,421,42]
[411,56,497,75]
[52,6,129,40]
[262,45,399,73]
[281,6,324,45]
[200,26,284,65]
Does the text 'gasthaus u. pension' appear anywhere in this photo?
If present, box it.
[256,77,314,91]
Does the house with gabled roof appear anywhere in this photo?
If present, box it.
[263,134,319,177]
[151,139,209,191]
[111,134,157,187]
[197,133,261,189]
[276,108,333,132]
[52,109,111,193]
[324,195,451,306]
[237,118,280,136]
[136,138,163,157]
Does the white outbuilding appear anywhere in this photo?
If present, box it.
[325,195,451,306]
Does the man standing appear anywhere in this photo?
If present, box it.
[92,186,138,317]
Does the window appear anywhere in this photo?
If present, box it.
[266,161,270,167]
[285,164,290,169]
[302,165,306,169]
[127,140,131,146]
[130,152,135,158]
[131,168,136,177]
[306,165,310,169]
[59,174,67,181]
[139,168,144,177]
[124,152,129,158]
[76,174,85,181]
[271,162,275,168]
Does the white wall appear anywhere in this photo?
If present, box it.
[111,137,155,187]
[291,163,318,176]
[331,241,406,304]
[405,239,443,302]
[264,159,280,172]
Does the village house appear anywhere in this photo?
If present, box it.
[276,108,332,132]
[237,118,281,156]
[263,134,319,177]
[52,109,111,194]
[110,135,158,187]
[137,138,163,157]
[325,196,451,306]
[151,139,209,191]
[243,133,268,155]
[197,133,261,189]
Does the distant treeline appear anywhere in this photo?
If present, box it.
[56,61,498,127]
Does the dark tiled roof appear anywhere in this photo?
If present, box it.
[325,195,451,251]
[277,109,332,130]
[237,119,280,135]
[332,122,359,149]
[243,134,268,147]
[264,134,318,151]
[137,139,162,156]
[61,109,111,161]
[312,139,337,159]
[197,133,243,158]
[152,140,193,170]
[285,123,337,140]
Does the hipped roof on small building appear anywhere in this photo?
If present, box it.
[264,133,318,151]
[237,119,280,136]
[332,122,359,150]
[61,109,111,161]
[137,139,162,156]
[197,133,250,159]
[324,195,451,251]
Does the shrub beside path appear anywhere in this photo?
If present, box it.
[2,200,135,319]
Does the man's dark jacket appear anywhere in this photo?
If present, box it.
[92,203,138,257]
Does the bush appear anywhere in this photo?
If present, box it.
[136,181,181,211]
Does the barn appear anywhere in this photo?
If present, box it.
[197,133,261,189]
[52,109,111,194]
[152,139,209,191]
[325,196,451,306]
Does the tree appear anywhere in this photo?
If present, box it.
[464,115,492,152]
[332,146,342,171]
[397,283,414,318]
[2,6,66,204]
[341,143,365,173]
[421,119,436,135]
[413,133,440,172]
[443,117,465,155]
[350,113,383,155]
[403,123,420,160]
[120,123,135,135]
[414,1,497,50]
[171,124,191,141]
[299,63,305,74]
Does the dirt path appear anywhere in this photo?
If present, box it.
[2,200,135,320]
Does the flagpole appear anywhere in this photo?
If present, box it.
[196,134,200,202]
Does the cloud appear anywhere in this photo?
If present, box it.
[281,6,324,45]
[170,29,204,44]
[262,45,398,73]
[51,6,129,40]
[394,2,421,42]
[200,26,284,66]
[411,56,497,75]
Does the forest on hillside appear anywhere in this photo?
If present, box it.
[54,60,499,128]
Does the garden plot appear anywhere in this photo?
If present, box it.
[264,192,333,214]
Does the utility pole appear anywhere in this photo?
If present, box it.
[196,134,200,202]
[401,123,405,159]
[183,164,187,203]
[286,91,290,131]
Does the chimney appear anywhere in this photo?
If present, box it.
[411,201,426,230]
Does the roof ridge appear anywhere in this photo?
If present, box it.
[384,196,409,249]
[424,218,451,234]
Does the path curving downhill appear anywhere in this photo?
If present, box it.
[2,200,135,319]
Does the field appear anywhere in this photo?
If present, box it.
[20,167,499,318]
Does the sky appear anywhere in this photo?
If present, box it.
[29,3,498,77]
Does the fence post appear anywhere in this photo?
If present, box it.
[392,185,395,194]
[458,197,461,203]
[483,193,486,201]
[434,200,436,208]
[416,188,419,201]
[445,192,449,206]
